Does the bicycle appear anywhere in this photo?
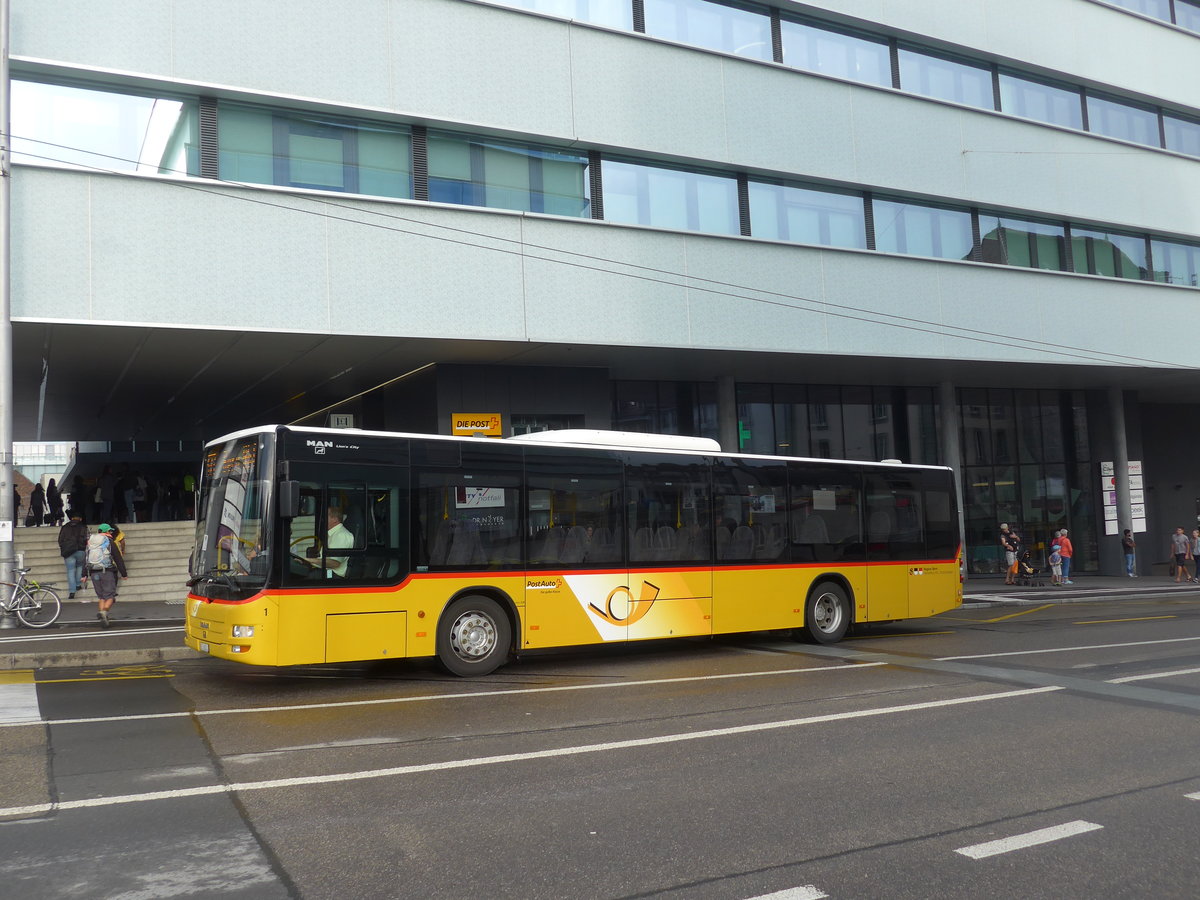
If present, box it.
[1,567,62,628]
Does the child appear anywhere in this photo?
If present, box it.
[1049,539,1063,586]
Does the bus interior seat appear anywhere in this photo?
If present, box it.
[632,526,655,562]
[447,521,486,566]
[729,525,755,559]
[868,510,892,543]
[585,526,616,563]
[428,520,452,566]
[535,526,565,564]
[559,526,588,565]
[654,525,677,560]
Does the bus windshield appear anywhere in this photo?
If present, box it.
[191,433,275,600]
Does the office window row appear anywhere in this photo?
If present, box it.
[13,76,1200,289]
[484,0,1200,157]
[1104,0,1200,31]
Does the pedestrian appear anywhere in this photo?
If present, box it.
[1000,523,1021,585]
[12,486,20,526]
[84,523,127,628]
[98,466,116,523]
[47,478,64,526]
[1170,526,1190,583]
[29,482,45,526]
[1058,528,1075,584]
[1191,529,1200,584]
[1048,536,1063,586]
[57,511,88,600]
[1121,529,1137,577]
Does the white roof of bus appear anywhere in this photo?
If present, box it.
[203,425,950,470]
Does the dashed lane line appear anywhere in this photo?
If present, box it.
[0,685,1060,818]
[1108,666,1200,684]
[745,887,828,900]
[955,821,1104,859]
[0,661,887,728]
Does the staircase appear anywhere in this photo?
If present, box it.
[14,521,195,603]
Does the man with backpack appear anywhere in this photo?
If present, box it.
[84,523,127,627]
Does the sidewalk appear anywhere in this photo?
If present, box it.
[962,573,1199,606]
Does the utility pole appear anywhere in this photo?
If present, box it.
[0,0,15,629]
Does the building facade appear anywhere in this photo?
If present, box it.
[10,0,1200,575]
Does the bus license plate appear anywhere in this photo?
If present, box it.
[200,642,210,653]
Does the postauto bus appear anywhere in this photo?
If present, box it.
[185,426,962,675]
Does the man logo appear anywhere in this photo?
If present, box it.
[588,581,661,627]
[307,439,332,455]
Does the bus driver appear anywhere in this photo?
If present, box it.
[325,506,354,578]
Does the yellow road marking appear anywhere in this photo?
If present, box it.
[848,631,953,640]
[35,674,176,684]
[0,669,35,685]
[1075,615,1176,625]
[938,604,1053,624]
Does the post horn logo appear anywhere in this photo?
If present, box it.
[589,581,661,627]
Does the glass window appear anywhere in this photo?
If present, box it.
[772,384,810,457]
[978,214,1065,271]
[748,181,865,248]
[1178,0,1200,32]
[525,451,623,567]
[1086,95,1160,147]
[428,132,589,216]
[713,460,788,562]
[1107,0,1171,18]
[643,0,773,61]
[602,159,740,235]
[1150,239,1200,286]
[864,471,926,561]
[219,104,411,198]
[12,80,200,176]
[778,18,891,86]
[872,198,973,260]
[1164,114,1200,158]
[1070,227,1148,280]
[625,457,713,565]
[413,444,523,571]
[737,383,775,455]
[788,465,863,563]
[919,469,958,560]
[998,72,1083,130]
[897,48,993,110]
[808,386,844,460]
[483,0,633,29]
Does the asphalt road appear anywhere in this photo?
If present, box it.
[3,593,1200,899]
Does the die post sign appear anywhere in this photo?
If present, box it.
[451,413,503,437]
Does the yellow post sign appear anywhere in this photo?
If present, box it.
[451,413,503,437]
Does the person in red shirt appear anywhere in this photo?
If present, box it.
[1058,528,1075,584]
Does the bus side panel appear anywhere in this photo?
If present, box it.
[626,569,712,641]
[865,563,908,621]
[712,567,805,634]
[908,562,961,617]
[526,572,622,649]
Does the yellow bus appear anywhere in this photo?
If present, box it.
[185,426,962,675]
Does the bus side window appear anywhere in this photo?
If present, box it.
[788,466,864,562]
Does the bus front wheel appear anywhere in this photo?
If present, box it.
[437,595,512,677]
[799,582,851,644]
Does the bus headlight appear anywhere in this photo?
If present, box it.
[231,625,255,638]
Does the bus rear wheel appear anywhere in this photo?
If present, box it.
[799,582,851,644]
[437,595,511,677]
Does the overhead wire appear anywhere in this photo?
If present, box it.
[11,137,1197,371]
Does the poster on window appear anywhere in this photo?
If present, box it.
[456,486,505,509]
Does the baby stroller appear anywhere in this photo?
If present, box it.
[1016,550,1044,587]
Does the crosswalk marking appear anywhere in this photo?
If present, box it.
[0,669,41,724]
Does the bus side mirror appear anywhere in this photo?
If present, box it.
[279,480,301,518]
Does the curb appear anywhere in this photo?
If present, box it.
[1,646,204,670]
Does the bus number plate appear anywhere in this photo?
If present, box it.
[200,642,210,653]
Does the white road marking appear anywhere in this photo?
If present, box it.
[1107,666,1200,684]
[0,679,40,725]
[0,625,183,643]
[746,886,828,900]
[955,821,1103,859]
[0,685,1061,818]
[938,635,1200,661]
[1185,792,1200,801]
[0,661,887,728]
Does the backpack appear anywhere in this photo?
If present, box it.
[86,533,113,571]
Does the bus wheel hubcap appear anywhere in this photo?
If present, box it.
[814,594,841,632]
[451,612,496,660]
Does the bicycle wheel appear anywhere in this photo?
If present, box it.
[16,587,61,628]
